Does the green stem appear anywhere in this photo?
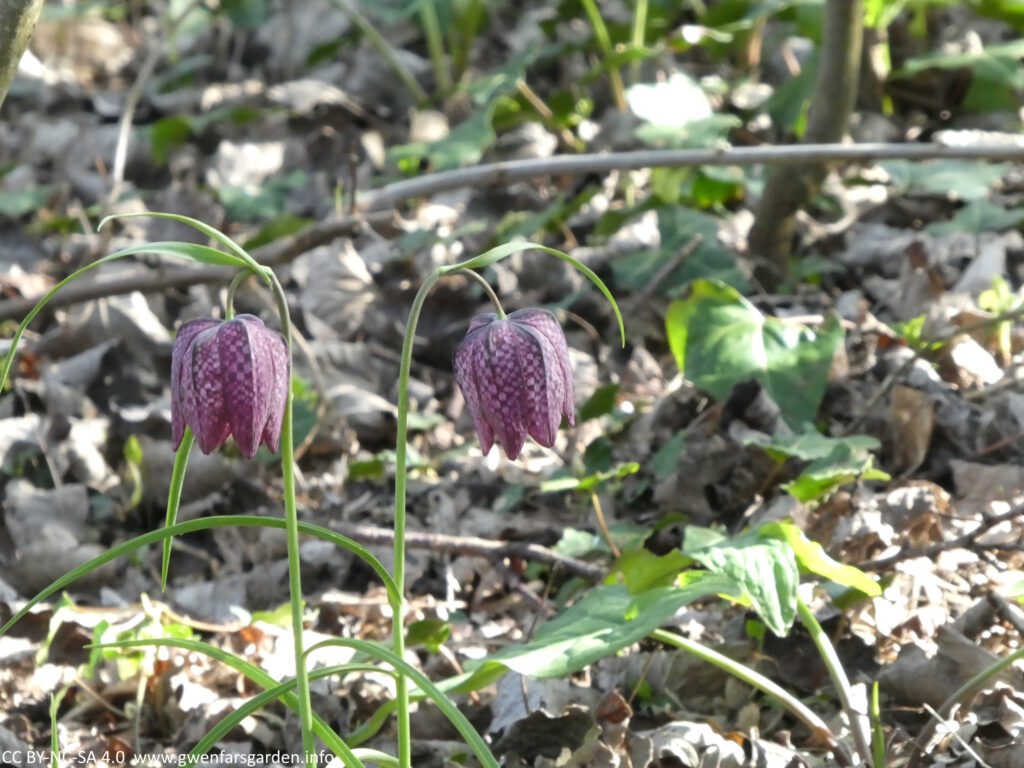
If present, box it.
[580,0,627,111]
[458,269,505,318]
[393,270,443,768]
[908,644,1024,767]
[797,597,873,766]
[630,0,648,84]
[419,0,452,95]
[225,271,249,320]
[268,271,316,766]
[331,0,429,104]
[650,628,853,767]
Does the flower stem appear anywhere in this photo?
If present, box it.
[225,271,248,320]
[393,270,443,768]
[650,628,853,767]
[797,597,873,766]
[268,271,316,766]
[458,269,505,319]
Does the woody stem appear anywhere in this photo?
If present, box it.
[268,271,316,766]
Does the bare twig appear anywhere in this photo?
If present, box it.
[7,143,1024,321]
[354,142,1024,211]
[328,520,606,582]
[857,502,1024,572]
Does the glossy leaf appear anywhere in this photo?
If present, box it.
[666,279,842,429]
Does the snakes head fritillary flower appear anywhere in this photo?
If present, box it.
[171,314,290,458]
[454,308,574,460]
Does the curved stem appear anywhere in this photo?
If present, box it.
[650,628,852,767]
[458,269,505,318]
[268,271,316,766]
[225,271,249,320]
[797,597,872,766]
[393,270,443,768]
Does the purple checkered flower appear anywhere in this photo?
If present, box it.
[454,308,575,460]
[171,314,290,458]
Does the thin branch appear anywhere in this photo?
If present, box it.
[355,142,1024,211]
[6,142,1024,320]
[857,502,1024,572]
[329,520,606,582]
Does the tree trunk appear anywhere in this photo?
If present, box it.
[0,0,44,111]
[748,0,864,286]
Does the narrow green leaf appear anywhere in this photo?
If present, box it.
[446,242,626,346]
[0,242,250,394]
[189,663,384,765]
[0,515,399,637]
[93,638,360,768]
[162,429,194,590]
[97,211,268,278]
[305,638,501,768]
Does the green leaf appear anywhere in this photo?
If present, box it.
[304,638,501,768]
[665,279,842,428]
[216,170,309,223]
[612,548,693,594]
[781,444,890,502]
[926,199,1024,236]
[406,618,452,653]
[895,38,1024,112]
[242,214,314,250]
[579,384,620,421]
[759,521,881,596]
[612,208,748,295]
[0,184,53,218]
[683,525,799,637]
[449,241,625,346]
[742,429,880,463]
[0,242,253,397]
[1,515,399,638]
[149,116,192,165]
[98,212,267,277]
[881,160,1010,201]
[189,663,384,765]
[455,576,738,684]
[161,430,194,590]
[651,431,687,481]
[93,638,361,768]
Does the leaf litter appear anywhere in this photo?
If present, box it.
[1,2,1024,767]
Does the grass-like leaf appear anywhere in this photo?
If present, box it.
[305,638,500,768]
[0,515,399,637]
[93,638,361,768]
[444,241,626,346]
[98,212,268,279]
[161,429,194,590]
[0,242,251,394]
[189,663,386,765]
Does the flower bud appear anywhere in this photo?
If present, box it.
[171,314,290,458]
[454,308,574,459]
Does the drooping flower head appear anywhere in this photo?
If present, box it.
[454,308,574,460]
[171,314,290,458]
